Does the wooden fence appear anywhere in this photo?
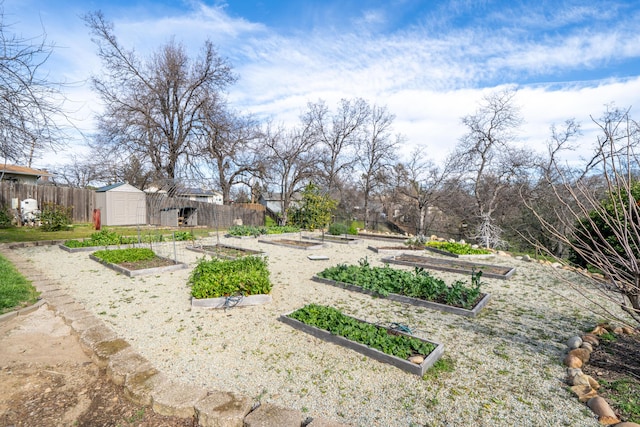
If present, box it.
[0,181,265,228]
[0,182,95,223]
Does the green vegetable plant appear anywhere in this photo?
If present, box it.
[288,304,435,359]
[227,225,300,237]
[188,256,271,298]
[317,258,484,309]
[64,229,167,248]
[92,248,157,264]
[425,240,492,255]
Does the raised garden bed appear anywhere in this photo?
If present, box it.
[424,246,495,259]
[368,245,426,254]
[60,243,136,253]
[186,244,264,260]
[383,253,515,280]
[312,276,490,317]
[303,235,361,245]
[258,238,324,250]
[279,304,444,376]
[356,233,410,243]
[89,249,187,277]
[189,256,272,309]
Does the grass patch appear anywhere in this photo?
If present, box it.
[422,356,455,380]
[600,378,640,423]
[0,253,40,314]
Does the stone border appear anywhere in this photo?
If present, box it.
[312,276,491,317]
[258,239,325,250]
[279,310,444,376]
[0,299,47,323]
[89,254,188,277]
[0,244,348,427]
[382,253,516,280]
[191,294,272,309]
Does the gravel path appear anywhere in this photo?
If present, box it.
[12,233,626,426]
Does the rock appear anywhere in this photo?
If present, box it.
[563,354,583,368]
[582,334,600,347]
[566,336,582,349]
[522,254,531,262]
[570,385,598,402]
[551,262,562,268]
[614,423,640,427]
[568,348,591,364]
[622,326,636,335]
[408,355,424,364]
[591,325,607,335]
[571,373,599,390]
[587,396,621,425]
[580,342,593,352]
[565,368,583,384]
[459,239,466,245]
[613,327,623,335]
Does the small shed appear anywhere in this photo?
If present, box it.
[160,206,198,227]
[95,183,146,226]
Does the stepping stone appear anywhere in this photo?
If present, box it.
[308,255,329,260]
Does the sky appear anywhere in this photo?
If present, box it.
[4,0,640,170]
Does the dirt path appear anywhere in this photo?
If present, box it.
[0,305,194,426]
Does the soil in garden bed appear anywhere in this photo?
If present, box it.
[190,244,263,258]
[118,257,178,270]
[266,239,321,248]
[385,253,515,279]
[581,332,640,423]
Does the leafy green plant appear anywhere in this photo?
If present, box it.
[317,258,484,309]
[328,222,348,235]
[173,231,194,241]
[288,304,435,359]
[0,206,13,228]
[288,183,337,230]
[92,248,157,264]
[39,202,72,231]
[425,240,492,255]
[188,256,271,298]
[0,253,40,313]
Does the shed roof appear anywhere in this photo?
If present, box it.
[96,183,143,193]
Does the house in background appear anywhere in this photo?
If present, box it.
[0,164,53,184]
[178,187,223,205]
[95,183,147,226]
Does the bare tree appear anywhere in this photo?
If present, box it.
[356,104,400,230]
[194,100,264,204]
[261,122,317,225]
[451,89,534,248]
[0,5,67,168]
[84,11,236,181]
[304,98,369,196]
[526,106,640,326]
[396,146,453,236]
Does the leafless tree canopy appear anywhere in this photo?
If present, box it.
[0,4,67,168]
[526,106,640,326]
[84,11,236,182]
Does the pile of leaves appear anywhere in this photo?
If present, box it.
[92,248,157,264]
[188,256,271,298]
[425,240,492,255]
[317,258,483,309]
[288,303,435,359]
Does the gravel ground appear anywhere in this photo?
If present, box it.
[12,233,628,426]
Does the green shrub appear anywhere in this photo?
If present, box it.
[347,221,359,235]
[188,256,271,298]
[39,202,72,231]
[328,223,348,235]
[0,206,13,228]
[93,248,156,264]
